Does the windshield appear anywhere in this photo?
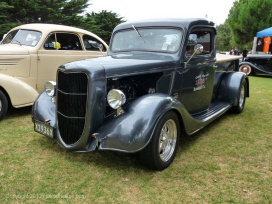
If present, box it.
[1,29,42,46]
[111,28,182,53]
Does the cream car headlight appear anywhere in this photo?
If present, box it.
[44,81,56,97]
[107,89,126,109]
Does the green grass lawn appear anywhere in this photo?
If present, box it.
[0,75,271,204]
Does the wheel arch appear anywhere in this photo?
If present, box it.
[96,93,185,153]
[217,72,249,106]
[0,74,39,107]
[0,86,12,106]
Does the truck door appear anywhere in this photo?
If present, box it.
[179,28,216,114]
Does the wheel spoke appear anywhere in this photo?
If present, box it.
[158,119,177,162]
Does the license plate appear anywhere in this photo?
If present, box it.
[34,121,54,138]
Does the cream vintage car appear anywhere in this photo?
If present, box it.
[0,23,108,120]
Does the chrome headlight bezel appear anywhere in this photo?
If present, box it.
[44,81,56,97]
[107,89,126,109]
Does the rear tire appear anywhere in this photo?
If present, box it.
[230,79,247,114]
[139,111,180,171]
[0,90,8,121]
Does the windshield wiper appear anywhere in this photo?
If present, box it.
[132,25,145,43]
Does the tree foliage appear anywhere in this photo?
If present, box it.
[0,1,124,44]
[4,0,89,25]
[216,23,232,51]
[84,10,125,44]
[227,0,272,46]
[0,2,18,35]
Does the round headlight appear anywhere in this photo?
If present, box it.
[107,89,126,109]
[44,81,56,97]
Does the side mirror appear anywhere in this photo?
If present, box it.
[194,44,204,54]
[184,44,204,68]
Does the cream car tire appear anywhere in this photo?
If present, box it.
[0,90,8,121]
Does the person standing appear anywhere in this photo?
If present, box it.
[242,48,248,61]
[263,36,271,53]
[234,48,238,55]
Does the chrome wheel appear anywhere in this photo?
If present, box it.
[139,111,180,170]
[159,119,177,162]
[238,84,245,108]
[230,79,247,114]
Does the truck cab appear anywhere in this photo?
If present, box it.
[32,18,249,170]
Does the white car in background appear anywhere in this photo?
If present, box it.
[0,23,108,120]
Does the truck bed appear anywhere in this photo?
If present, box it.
[216,54,242,63]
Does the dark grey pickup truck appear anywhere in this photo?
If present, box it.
[32,18,249,170]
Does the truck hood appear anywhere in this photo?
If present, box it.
[0,44,29,55]
[85,53,177,77]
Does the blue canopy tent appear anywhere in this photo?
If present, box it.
[256,27,272,37]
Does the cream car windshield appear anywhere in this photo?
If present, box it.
[111,28,182,53]
[1,29,42,46]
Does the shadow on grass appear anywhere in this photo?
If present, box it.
[33,111,235,172]
[176,112,232,155]
[5,106,32,119]
[250,74,272,78]
[35,134,153,172]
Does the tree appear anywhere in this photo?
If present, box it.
[227,0,272,46]
[0,2,18,37]
[0,0,90,37]
[216,23,232,51]
[85,10,125,44]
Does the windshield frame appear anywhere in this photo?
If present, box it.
[1,29,42,47]
[110,27,183,54]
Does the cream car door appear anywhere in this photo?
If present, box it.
[37,32,87,93]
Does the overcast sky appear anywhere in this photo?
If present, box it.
[88,0,236,25]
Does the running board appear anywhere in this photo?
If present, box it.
[192,101,232,122]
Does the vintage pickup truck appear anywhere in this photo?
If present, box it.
[0,23,108,120]
[32,18,249,170]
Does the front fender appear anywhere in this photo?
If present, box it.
[240,61,272,75]
[217,72,249,105]
[31,91,56,128]
[0,74,38,107]
[96,94,177,152]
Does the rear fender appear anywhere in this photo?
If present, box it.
[0,74,38,107]
[240,61,272,75]
[217,72,249,105]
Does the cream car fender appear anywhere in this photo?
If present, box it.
[0,73,38,107]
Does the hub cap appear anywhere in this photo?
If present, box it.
[159,119,177,162]
[239,65,251,75]
[239,84,245,108]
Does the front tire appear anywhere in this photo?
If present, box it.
[230,79,247,114]
[0,90,8,121]
[139,111,180,171]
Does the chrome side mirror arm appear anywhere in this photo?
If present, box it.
[184,44,204,68]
